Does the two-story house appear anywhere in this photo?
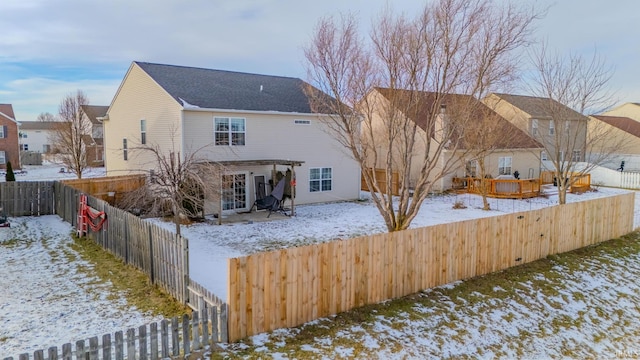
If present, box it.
[18,121,57,154]
[483,93,588,165]
[0,104,21,169]
[362,88,541,192]
[103,61,361,215]
[80,105,107,166]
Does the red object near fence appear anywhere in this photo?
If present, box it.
[77,194,107,237]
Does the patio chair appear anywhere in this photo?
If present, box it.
[252,177,288,217]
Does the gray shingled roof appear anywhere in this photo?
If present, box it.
[135,62,316,113]
[491,93,585,120]
[81,105,109,125]
[19,121,59,130]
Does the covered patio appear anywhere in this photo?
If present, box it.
[213,159,305,222]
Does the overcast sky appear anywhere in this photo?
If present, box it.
[1,0,639,121]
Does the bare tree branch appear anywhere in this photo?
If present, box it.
[50,90,91,179]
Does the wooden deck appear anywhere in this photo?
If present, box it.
[452,177,541,199]
[453,172,591,199]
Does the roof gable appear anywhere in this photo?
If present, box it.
[491,93,586,120]
[80,105,109,125]
[135,62,316,114]
[0,104,17,123]
[592,115,640,138]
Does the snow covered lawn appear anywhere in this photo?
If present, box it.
[0,216,160,357]
[149,186,637,300]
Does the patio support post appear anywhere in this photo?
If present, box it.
[291,165,296,216]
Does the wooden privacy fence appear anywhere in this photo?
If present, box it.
[4,308,226,360]
[0,181,55,216]
[361,168,400,196]
[61,174,146,204]
[54,182,190,304]
[227,193,635,341]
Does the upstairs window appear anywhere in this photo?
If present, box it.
[531,119,538,135]
[310,167,332,192]
[0,151,6,164]
[549,121,555,135]
[140,119,147,145]
[572,150,582,162]
[215,117,245,146]
[123,138,128,161]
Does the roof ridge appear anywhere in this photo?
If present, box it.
[134,61,302,81]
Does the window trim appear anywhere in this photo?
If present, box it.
[140,119,147,145]
[214,117,246,146]
[531,119,538,135]
[309,167,333,192]
[498,156,512,176]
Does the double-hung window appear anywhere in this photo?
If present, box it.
[0,151,6,164]
[214,117,245,145]
[572,150,581,162]
[498,157,512,175]
[310,167,332,192]
[123,138,128,161]
[549,121,555,135]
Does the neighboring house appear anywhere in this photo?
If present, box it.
[484,93,588,165]
[18,121,58,153]
[103,61,361,215]
[600,102,640,121]
[80,105,107,166]
[589,114,640,170]
[364,88,542,191]
[0,104,21,169]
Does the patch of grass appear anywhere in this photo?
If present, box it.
[69,234,189,318]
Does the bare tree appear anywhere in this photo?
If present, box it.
[36,112,57,122]
[118,138,226,235]
[525,43,620,204]
[304,0,539,231]
[50,90,91,178]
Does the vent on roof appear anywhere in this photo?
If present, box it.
[260,85,263,92]
[294,120,311,125]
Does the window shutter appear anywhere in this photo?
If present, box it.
[2,126,6,138]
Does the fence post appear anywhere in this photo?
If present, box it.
[182,235,190,304]
[148,223,155,284]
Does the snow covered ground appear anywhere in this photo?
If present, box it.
[0,216,160,357]
[2,165,639,358]
[150,186,637,301]
[2,162,106,182]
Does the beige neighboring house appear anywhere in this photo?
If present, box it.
[600,102,640,120]
[365,88,542,192]
[484,93,588,165]
[588,113,640,170]
[103,61,361,215]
